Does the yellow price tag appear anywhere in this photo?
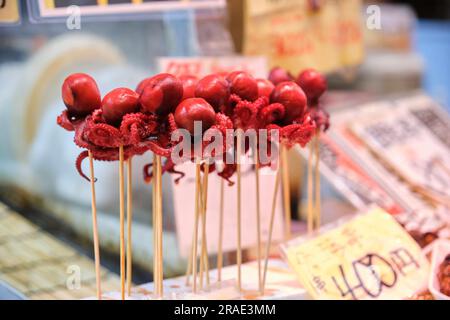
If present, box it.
[284,208,429,300]
[0,0,20,24]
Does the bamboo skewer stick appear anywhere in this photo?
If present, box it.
[217,178,225,287]
[314,131,321,230]
[201,163,210,289]
[254,149,262,294]
[198,169,205,290]
[119,145,125,300]
[281,146,292,240]
[156,155,164,297]
[192,163,201,293]
[185,230,194,286]
[152,155,158,296]
[126,157,133,296]
[412,185,450,207]
[198,172,204,290]
[236,130,243,292]
[307,141,314,234]
[262,167,281,293]
[296,154,306,221]
[88,151,102,300]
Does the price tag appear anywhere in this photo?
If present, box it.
[0,0,20,24]
[282,207,429,300]
[157,56,268,78]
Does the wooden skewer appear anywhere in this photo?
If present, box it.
[314,131,321,230]
[126,157,133,296]
[236,130,243,292]
[254,149,262,294]
[198,171,204,290]
[88,151,102,300]
[156,155,164,297]
[262,167,281,293]
[198,198,204,290]
[217,178,225,287]
[185,230,194,286]
[192,163,201,293]
[296,153,306,221]
[281,145,292,240]
[413,185,450,208]
[184,163,201,287]
[152,155,158,297]
[119,145,125,300]
[199,163,210,289]
[307,141,314,234]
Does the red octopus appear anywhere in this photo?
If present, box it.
[143,97,234,184]
[57,70,321,185]
[57,73,176,181]
[296,68,330,132]
[138,72,235,184]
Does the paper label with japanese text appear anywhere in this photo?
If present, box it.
[296,134,404,215]
[350,104,450,199]
[327,94,450,236]
[157,56,267,79]
[282,207,429,300]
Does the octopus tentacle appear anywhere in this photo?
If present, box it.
[120,113,159,145]
[280,120,316,148]
[232,99,259,130]
[143,162,153,183]
[56,110,76,131]
[310,107,330,132]
[218,163,236,186]
[144,157,185,183]
[167,113,178,135]
[75,150,96,182]
[84,122,122,148]
[258,103,285,127]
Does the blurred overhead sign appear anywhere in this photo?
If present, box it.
[227,0,364,74]
[35,0,224,18]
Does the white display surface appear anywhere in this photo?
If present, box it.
[92,259,308,300]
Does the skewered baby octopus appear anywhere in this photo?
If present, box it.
[143,75,234,184]
[296,68,329,132]
[257,80,316,150]
[57,73,174,181]
[211,71,316,168]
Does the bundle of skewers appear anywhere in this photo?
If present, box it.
[56,67,329,299]
[269,67,330,234]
